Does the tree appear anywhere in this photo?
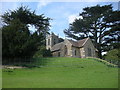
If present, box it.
[2,6,51,59]
[33,46,52,58]
[2,6,50,36]
[102,10,120,51]
[64,4,120,58]
[2,19,31,58]
[104,49,120,65]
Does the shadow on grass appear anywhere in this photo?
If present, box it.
[2,57,50,68]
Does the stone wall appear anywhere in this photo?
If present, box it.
[80,47,85,58]
[46,33,59,50]
[52,51,60,57]
[83,38,96,58]
[72,47,80,57]
[63,39,72,57]
[51,38,97,58]
[52,39,72,57]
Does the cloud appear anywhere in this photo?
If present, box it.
[49,21,56,29]
[28,24,37,33]
[68,14,83,24]
[37,0,52,10]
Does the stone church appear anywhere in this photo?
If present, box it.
[46,32,97,58]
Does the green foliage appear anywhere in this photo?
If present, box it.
[104,49,120,65]
[64,4,120,58]
[33,46,52,58]
[2,6,50,32]
[2,6,51,59]
[2,19,30,58]
[43,48,52,57]
[33,46,45,58]
[87,57,118,67]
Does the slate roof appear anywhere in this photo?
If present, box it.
[51,38,88,52]
[78,38,88,47]
[51,42,64,52]
[68,38,88,47]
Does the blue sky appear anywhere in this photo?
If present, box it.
[0,1,119,38]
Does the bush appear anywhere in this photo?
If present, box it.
[33,46,52,58]
[105,49,120,65]
[43,49,52,57]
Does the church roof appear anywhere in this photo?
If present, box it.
[68,40,78,47]
[51,38,89,52]
[68,38,88,47]
[51,42,64,52]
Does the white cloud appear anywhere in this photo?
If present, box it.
[68,14,83,24]
[28,24,37,33]
[37,0,52,10]
[68,15,76,24]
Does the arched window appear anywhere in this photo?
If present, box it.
[64,45,67,56]
[54,39,56,45]
[88,48,91,56]
[58,52,60,57]
[75,50,77,56]
[48,39,50,45]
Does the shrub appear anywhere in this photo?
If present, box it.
[87,57,118,67]
[33,46,52,58]
[105,49,120,65]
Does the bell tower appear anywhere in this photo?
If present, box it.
[46,32,59,50]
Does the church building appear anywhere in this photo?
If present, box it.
[46,33,97,58]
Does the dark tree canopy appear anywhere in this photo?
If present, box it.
[2,6,50,35]
[64,4,120,58]
[2,6,51,59]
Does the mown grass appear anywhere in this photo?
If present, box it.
[2,57,118,88]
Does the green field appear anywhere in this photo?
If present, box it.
[2,57,118,88]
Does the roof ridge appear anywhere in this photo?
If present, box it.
[78,37,88,42]
[51,42,64,51]
[68,39,77,43]
[53,41,64,46]
[82,38,89,46]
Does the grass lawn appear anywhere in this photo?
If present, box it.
[2,57,118,88]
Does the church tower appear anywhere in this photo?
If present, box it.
[46,32,59,50]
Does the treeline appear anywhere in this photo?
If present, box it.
[1,6,52,60]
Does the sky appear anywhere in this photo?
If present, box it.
[0,0,119,38]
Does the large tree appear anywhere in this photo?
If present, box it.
[2,6,51,59]
[64,4,120,58]
[2,6,50,36]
